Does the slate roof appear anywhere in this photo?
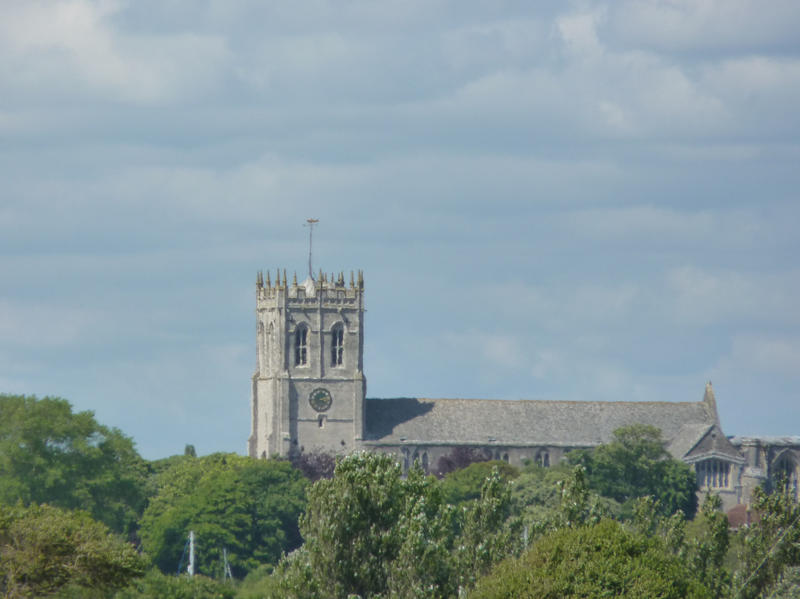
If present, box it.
[363,396,717,457]
[683,424,745,463]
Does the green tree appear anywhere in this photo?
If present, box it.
[572,424,698,518]
[0,394,148,535]
[454,466,523,591]
[139,454,307,579]
[686,494,731,599]
[113,569,235,599]
[282,452,456,599]
[269,452,519,599]
[733,483,800,599]
[470,518,711,599]
[0,503,146,599]
[440,460,518,507]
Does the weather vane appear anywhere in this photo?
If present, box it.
[304,218,319,279]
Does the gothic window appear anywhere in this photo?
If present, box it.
[422,452,429,473]
[331,324,344,367]
[267,322,273,372]
[536,449,550,468]
[774,454,798,500]
[696,459,731,489]
[294,325,308,366]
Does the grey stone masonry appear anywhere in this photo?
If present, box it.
[248,269,365,459]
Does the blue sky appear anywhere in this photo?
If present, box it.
[1,1,799,459]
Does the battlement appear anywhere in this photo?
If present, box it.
[256,268,364,305]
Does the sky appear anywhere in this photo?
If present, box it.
[1,1,799,460]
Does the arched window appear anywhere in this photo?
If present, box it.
[294,325,308,366]
[331,324,344,366]
[774,454,798,500]
[696,459,731,489]
[535,449,550,468]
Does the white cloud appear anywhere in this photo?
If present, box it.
[0,0,229,104]
[610,0,800,52]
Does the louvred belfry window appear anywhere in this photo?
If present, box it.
[294,325,308,366]
[331,324,344,366]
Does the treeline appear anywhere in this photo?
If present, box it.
[1,393,799,599]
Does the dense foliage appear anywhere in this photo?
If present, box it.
[0,503,146,598]
[139,453,308,578]
[114,569,236,599]
[470,518,711,599]
[570,424,698,518]
[265,452,520,599]
[0,394,148,535]
[439,460,519,506]
[733,483,800,599]
[3,394,800,599]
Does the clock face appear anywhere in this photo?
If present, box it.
[309,388,333,412]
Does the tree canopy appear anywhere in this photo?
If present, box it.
[470,518,711,599]
[267,451,521,599]
[0,394,148,535]
[440,460,519,507]
[570,424,698,518]
[0,503,146,598]
[139,453,307,579]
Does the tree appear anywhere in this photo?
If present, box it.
[571,424,698,518]
[139,454,307,579]
[470,518,711,599]
[454,466,523,591]
[113,569,236,599]
[268,452,520,598]
[733,482,800,599]
[289,450,337,482]
[280,452,457,599]
[0,394,148,535]
[686,494,731,599]
[0,503,146,598]
[440,460,518,507]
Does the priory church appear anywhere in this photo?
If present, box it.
[248,268,799,512]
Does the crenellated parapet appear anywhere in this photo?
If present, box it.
[256,269,364,305]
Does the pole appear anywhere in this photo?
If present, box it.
[188,530,195,577]
[305,218,319,279]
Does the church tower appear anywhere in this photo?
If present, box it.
[248,269,366,458]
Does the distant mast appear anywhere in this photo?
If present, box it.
[304,218,319,280]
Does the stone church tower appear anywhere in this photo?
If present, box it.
[248,269,366,458]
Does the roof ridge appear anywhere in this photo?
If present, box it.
[366,397,704,407]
